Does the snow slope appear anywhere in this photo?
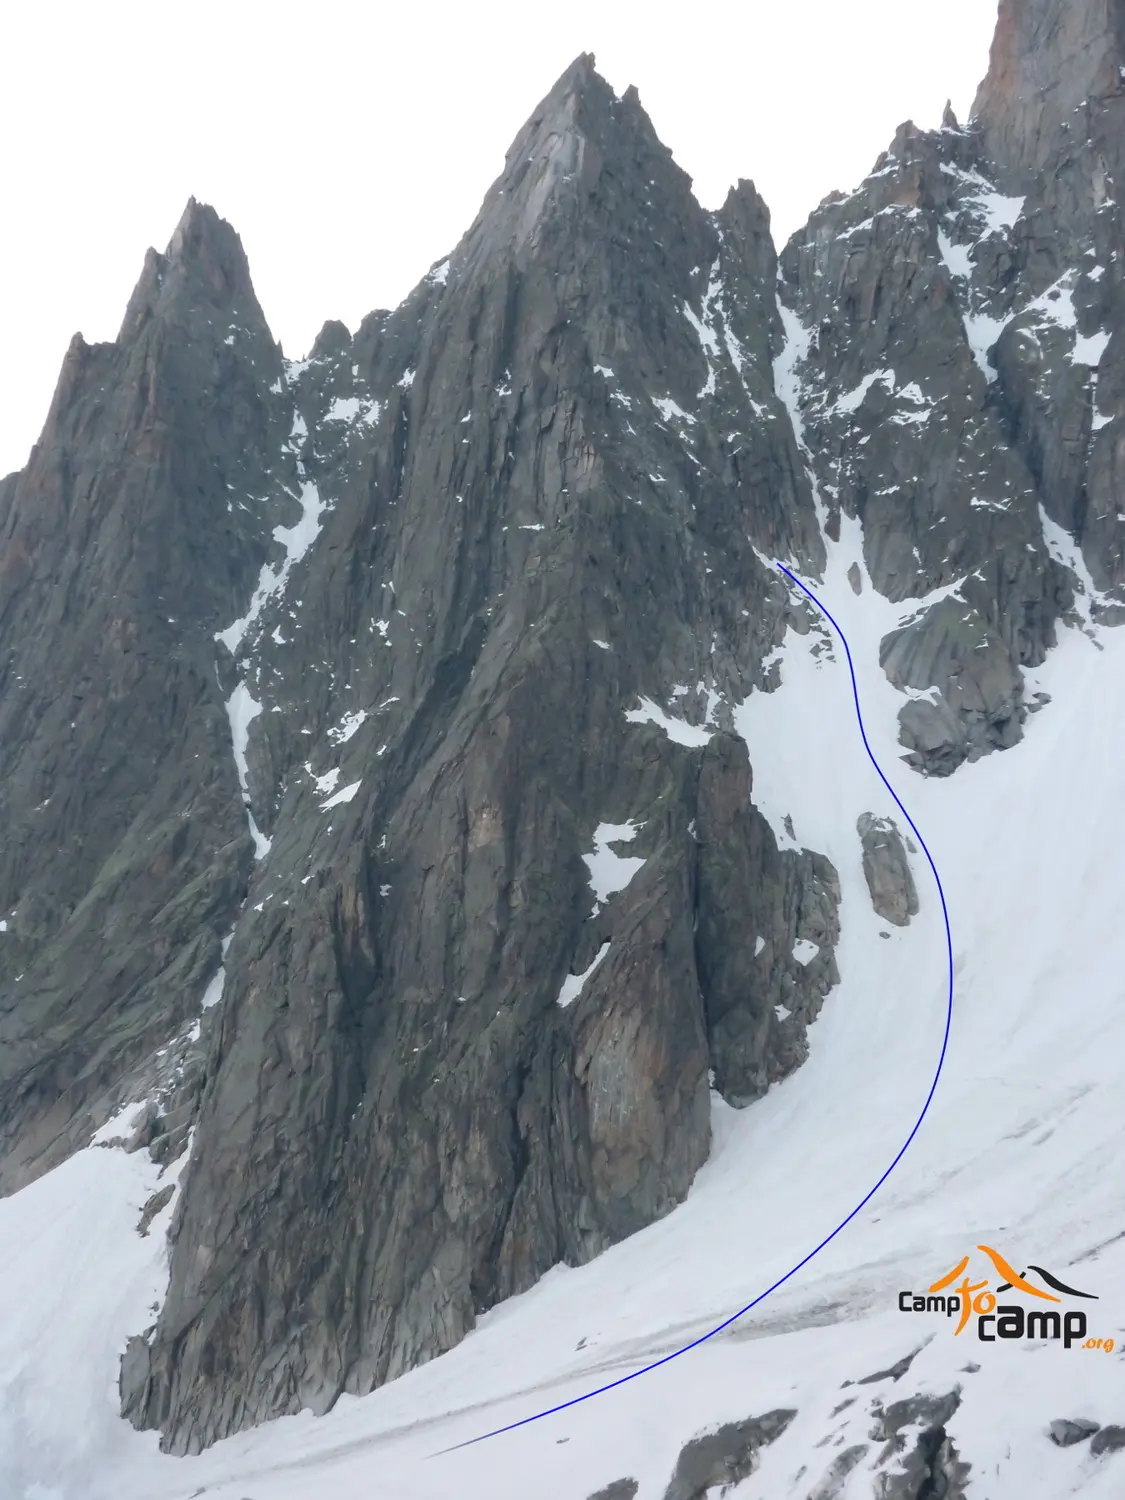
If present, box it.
[4,515,1125,1498]
[0,1134,183,1498]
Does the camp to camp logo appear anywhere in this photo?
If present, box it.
[898,1244,1111,1350]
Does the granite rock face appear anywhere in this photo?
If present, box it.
[100,61,836,1452]
[776,0,1125,770]
[0,200,289,1194]
[857,813,919,927]
[660,1409,797,1500]
[972,0,1125,187]
[777,124,1073,775]
[0,0,1122,1461]
[869,1391,971,1499]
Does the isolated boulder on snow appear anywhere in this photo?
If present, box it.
[1048,1417,1100,1447]
[857,813,918,927]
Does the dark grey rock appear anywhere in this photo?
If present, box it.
[970,0,1125,602]
[870,1390,971,1498]
[137,1185,176,1237]
[1091,1425,1125,1455]
[855,1343,925,1385]
[881,602,1029,776]
[587,1482,638,1500]
[119,1333,154,1429]
[1048,1417,1100,1447]
[775,57,1121,773]
[857,814,919,926]
[0,198,286,1194]
[696,734,840,1105]
[660,1408,796,1499]
[107,60,836,1454]
[972,0,1125,189]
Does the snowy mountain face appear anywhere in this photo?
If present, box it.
[2,4,1125,1497]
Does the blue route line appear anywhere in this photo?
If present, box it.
[436,562,955,1456]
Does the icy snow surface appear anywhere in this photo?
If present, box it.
[974,190,1025,236]
[1074,330,1111,368]
[583,822,645,912]
[325,396,381,426]
[224,683,271,859]
[557,941,612,1008]
[790,939,819,967]
[306,764,341,798]
[216,482,328,656]
[933,180,1025,380]
[0,1142,185,1499]
[321,779,361,810]
[683,276,721,397]
[6,501,1125,1497]
[199,965,225,1011]
[773,303,815,457]
[651,396,695,424]
[936,228,973,281]
[832,368,894,416]
[934,220,1011,380]
[324,396,362,423]
[625,696,714,746]
[327,709,368,745]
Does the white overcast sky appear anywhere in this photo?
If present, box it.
[1,0,999,479]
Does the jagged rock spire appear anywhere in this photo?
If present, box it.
[118,197,266,345]
[110,50,827,1452]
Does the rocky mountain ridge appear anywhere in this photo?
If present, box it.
[0,0,1121,1467]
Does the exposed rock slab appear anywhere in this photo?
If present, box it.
[857,813,919,926]
[587,1482,638,1500]
[870,1390,971,1498]
[1048,1416,1100,1447]
[660,1408,796,1500]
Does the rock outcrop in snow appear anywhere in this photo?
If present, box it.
[857,814,918,927]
